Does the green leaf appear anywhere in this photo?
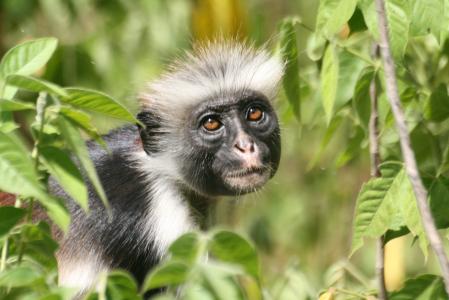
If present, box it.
[39,146,88,211]
[6,74,68,98]
[316,0,358,38]
[353,67,375,130]
[359,0,410,61]
[63,88,137,123]
[351,163,404,255]
[142,261,190,291]
[0,37,58,77]
[105,271,140,300]
[320,44,339,124]
[199,263,245,300]
[0,266,41,287]
[0,206,25,238]
[0,99,35,111]
[389,274,446,300]
[278,18,301,119]
[168,232,202,265]
[56,117,108,210]
[425,84,449,122]
[409,0,444,40]
[0,131,46,199]
[429,177,449,229]
[58,106,105,147]
[0,133,69,230]
[208,230,259,279]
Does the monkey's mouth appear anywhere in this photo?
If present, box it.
[223,166,270,192]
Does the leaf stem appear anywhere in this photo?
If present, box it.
[0,237,8,271]
[375,0,449,295]
[368,44,388,300]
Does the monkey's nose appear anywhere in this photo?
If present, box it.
[234,136,256,154]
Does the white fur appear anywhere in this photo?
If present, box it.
[139,42,284,120]
[133,151,196,258]
[58,252,107,294]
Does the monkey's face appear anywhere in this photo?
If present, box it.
[182,90,281,196]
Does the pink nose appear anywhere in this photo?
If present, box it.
[234,138,255,154]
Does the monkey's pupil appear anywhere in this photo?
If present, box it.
[203,118,221,131]
[248,107,263,121]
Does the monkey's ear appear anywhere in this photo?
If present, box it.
[136,111,162,155]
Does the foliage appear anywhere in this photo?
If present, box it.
[1,0,449,299]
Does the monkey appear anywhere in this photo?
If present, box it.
[50,41,284,297]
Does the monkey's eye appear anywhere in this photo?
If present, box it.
[202,116,222,131]
[246,106,264,122]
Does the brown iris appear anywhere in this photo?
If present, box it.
[202,117,221,131]
[247,107,263,121]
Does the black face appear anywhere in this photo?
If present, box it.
[182,90,281,196]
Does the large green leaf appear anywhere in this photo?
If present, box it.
[39,146,88,211]
[198,263,245,300]
[389,274,446,300]
[316,0,358,38]
[6,74,68,98]
[320,44,339,125]
[208,230,259,279]
[56,117,108,210]
[351,164,403,255]
[142,261,190,291]
[0,206,25,238]
[0,37,57,77]
[63,88,137,123]
[278,18,301,119]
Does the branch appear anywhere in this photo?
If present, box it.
[368,46,388,299]
[374,0,449,294]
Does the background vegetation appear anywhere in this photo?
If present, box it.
[1,0,449,299]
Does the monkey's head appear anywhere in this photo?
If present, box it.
[138,42,283,196]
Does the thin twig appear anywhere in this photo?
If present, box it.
[368,45,388,299]
[374,0,449,295]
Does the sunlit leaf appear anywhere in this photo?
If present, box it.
[0,37,57,77]
[359,0,410,61]
[63,88,137,123]
[316,0,358,38]
[278,18,301,119]
[199,263,245,300]
[40,146,88,211]
[320,44,339,124]
[0,131,46,199]
[6,74,68,98]
[208,230,259,279]
[0,99,35,111]
[409,0,444,40]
